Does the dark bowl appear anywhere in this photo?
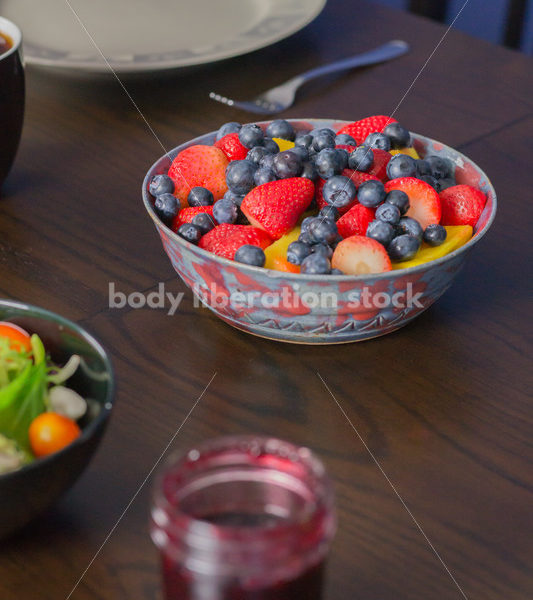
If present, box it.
[0,300,114,539]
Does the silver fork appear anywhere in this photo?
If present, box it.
[209,40,409,115]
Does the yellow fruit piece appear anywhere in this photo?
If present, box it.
[272,138,295,152]
[390,147,420,159]
[264,226,301,271]
[392,226,473,270]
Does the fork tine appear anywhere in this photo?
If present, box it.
[209,91,279,115]
[209,92,235,107]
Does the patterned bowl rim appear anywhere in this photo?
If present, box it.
[142,119,497,282]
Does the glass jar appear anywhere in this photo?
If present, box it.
[150,435,336,600]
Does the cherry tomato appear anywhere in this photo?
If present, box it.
[0,322,32,353]
[29,412,81,458]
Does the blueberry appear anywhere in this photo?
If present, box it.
[223,189,245,207]
[426,155,453,180]
[331,268,344,275]
[177,223,202,244]
[263,137,280,154]
[254,167,277,186]
[348,144,374,172]
[216,121,241,141]
[416,159,432,177]
[335,133,356,146]
[322,175,356,209]
[247,146,272,165]
[310,127,335,138]
[154,193,179,224]
[226,160,258,194]
[397,216,423,240]
[357,180,386,208]
[149,174,174,196]
[315,148,345,179]
[365,132,391,151]
[319,205,339,221]
[294,133,314,150]
[388,234,421,262]
[266,119,295,141]
[375,203,401,225]
[238,123,264,149]
[336,148,349,170]
[423,224,447,246]
[386,154,417,179]
[273,150,303,178]
[301,161,318,180]
[383,123,411,148]
[234,244,266,267]
[435,177,456,192]
[419,174,438,190]
[298,231,315,245]
[366,220,395,246]
[187,186,214,207]
[385,189,410,215]
[287,241,312,265]
[309,218,338,244]
[313,132,336,152]
[300,253,331,274]
[301,216,316,234]
[191,212,215,234]
[259,153,275,170]
[291,145,310,162]
[311,243,333,259]
[213,198,238,224]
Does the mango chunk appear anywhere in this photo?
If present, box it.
[264,226,301,271]
[392,225,473,270]
[390,147,420,160]
[272,138,295,152]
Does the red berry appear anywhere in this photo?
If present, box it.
[439,185,486,227]
[199,224,272,260]
[337,204,376,238]
[332,235,392,275]
[241,178,314,240]
[368,149,392,181]
[385,177,441,229]
[172,206,214,232]
[337,115,397,145]
[214,133,249,162]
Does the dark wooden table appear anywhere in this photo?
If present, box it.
[1,1,532,598]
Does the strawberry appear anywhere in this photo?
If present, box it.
[337,204,376,238]
[368,148,392,181]
[199,224,272,260]
[332,235,392,275]
[172,206,214,231]
[214,133,248,162]
[385,177,441,229]
[316,169,379,213]
[337,116,397,145]
[241,178,314,240]
[168,145,228,206]
[439,185,486,227]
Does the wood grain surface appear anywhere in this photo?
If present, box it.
[0,1,532,599]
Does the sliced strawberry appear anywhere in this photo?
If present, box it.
[336,144,357,153]
[332,235,392,275]
[337,116,397,145]
[385,177,441,229]
[368,149,392,181]
[315,169,379,213]
[241,178,314,240]
[172,206,214,231]
[439,185,486,227]
[214,133,248,162]
[337,204,376,238]
[169,145,228,205]
[199,224,272,260]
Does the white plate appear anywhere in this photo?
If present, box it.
[0,0,326,72]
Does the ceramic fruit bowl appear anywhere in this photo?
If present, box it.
[0,300,114,538]
[142,119,496,344]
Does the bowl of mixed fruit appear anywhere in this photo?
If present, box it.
[0,300,114,538]
[142,116,496,343]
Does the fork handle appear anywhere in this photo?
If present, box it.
[290,40,410,87]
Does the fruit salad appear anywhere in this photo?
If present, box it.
[0,322,87,474]
[148,116,487,276]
